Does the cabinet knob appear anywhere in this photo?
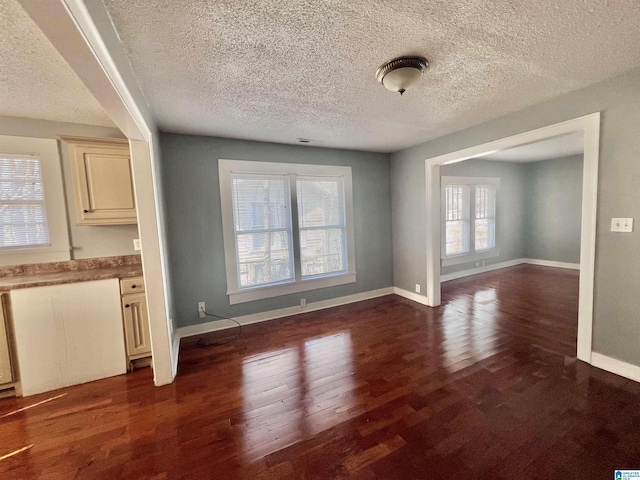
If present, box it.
[83,209,89,213]
[125,304,130,308]
[131,285,137,289]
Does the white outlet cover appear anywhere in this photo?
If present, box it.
[133,238,142,250]
[611,218,634,233]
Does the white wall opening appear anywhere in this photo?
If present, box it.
[20,0,178,386]
[424,113,600,363]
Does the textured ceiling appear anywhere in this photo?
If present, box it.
[0,0,114,126]
[103,0,640,152]
[483,133,583,163]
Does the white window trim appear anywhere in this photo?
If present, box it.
[441,176,500,267]
[219,159,356,305]
[0,136,70,266]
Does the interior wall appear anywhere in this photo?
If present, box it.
[439,160,526,275]
[390,66,640,367]
[0,115,138,260]
[160,133,393,328]
[524,154,583,263]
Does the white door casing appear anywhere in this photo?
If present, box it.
[424,112,600,363]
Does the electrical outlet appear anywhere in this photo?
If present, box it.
[198,302,206,319]
[300,298,307,308]
[475,262,481,267]
[611,217,633,232]
[415,284,420,293]
[133,238,141,251]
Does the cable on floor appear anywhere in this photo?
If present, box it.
[196,310,242,347]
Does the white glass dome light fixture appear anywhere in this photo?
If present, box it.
[376,56,429,96]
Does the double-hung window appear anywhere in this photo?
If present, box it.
[0,136,70,265]
[219,160,356,304]
[441,176,499,267]
[0,154,50,249]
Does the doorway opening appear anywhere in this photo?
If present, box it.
[424,113,600,363]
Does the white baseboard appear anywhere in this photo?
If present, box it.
[440,257,580,282]
[521,258,580,270]
[591,352,640,383]
[177,287,394,339]
[392,287,429,305]
[440,258,525,282]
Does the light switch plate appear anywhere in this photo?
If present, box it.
[611,218,633,233]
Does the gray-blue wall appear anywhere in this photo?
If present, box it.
[161,133,393,328]
[391,66,640,367]
[524,155,583,263]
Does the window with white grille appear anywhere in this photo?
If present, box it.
[474,185,496,251]
[442,176,499,266]
[444,184,469,256]
[0,154,51,249]
[219,160,356,304]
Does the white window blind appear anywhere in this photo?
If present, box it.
[297,176,346,277]
[0,153,51,249]
[444,184,469,256]
[475,185,496,251]
[219,160,356,304]
[231,174,293,288]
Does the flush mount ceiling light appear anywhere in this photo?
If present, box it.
[376,56,428,96]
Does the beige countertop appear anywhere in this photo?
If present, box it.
[0,256,143,293]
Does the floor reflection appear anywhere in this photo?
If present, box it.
[241,331,354,460]
[440,287,500,372]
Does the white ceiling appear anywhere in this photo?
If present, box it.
[0,0,114,127]
[102,0,640,152]
[483,133,584,163]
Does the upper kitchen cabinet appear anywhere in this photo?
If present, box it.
[61,136,137,225]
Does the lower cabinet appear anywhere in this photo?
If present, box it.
[0,294,14,387]
[120,277,152,369]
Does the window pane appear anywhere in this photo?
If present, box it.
[297,177,347,278]
[475,219,488,251]
[445,185,467,221]
[475,186,495,250]
[445,220,468,256]
[232,176,289,232]
[237,231,293,287]
[297,177,343,227]
[300,227,345,277]
[475,186,495,219]
[0,155,50,248]
[444,184,469,256]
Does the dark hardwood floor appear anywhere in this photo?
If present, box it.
[2,265,640,479]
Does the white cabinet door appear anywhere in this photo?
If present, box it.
[62,136,137,225]
[11,279,127,396]
[122,293,152,359]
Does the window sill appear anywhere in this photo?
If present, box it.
[442,248,500,267]
[227,272,357,305]
[0,245,71,266]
